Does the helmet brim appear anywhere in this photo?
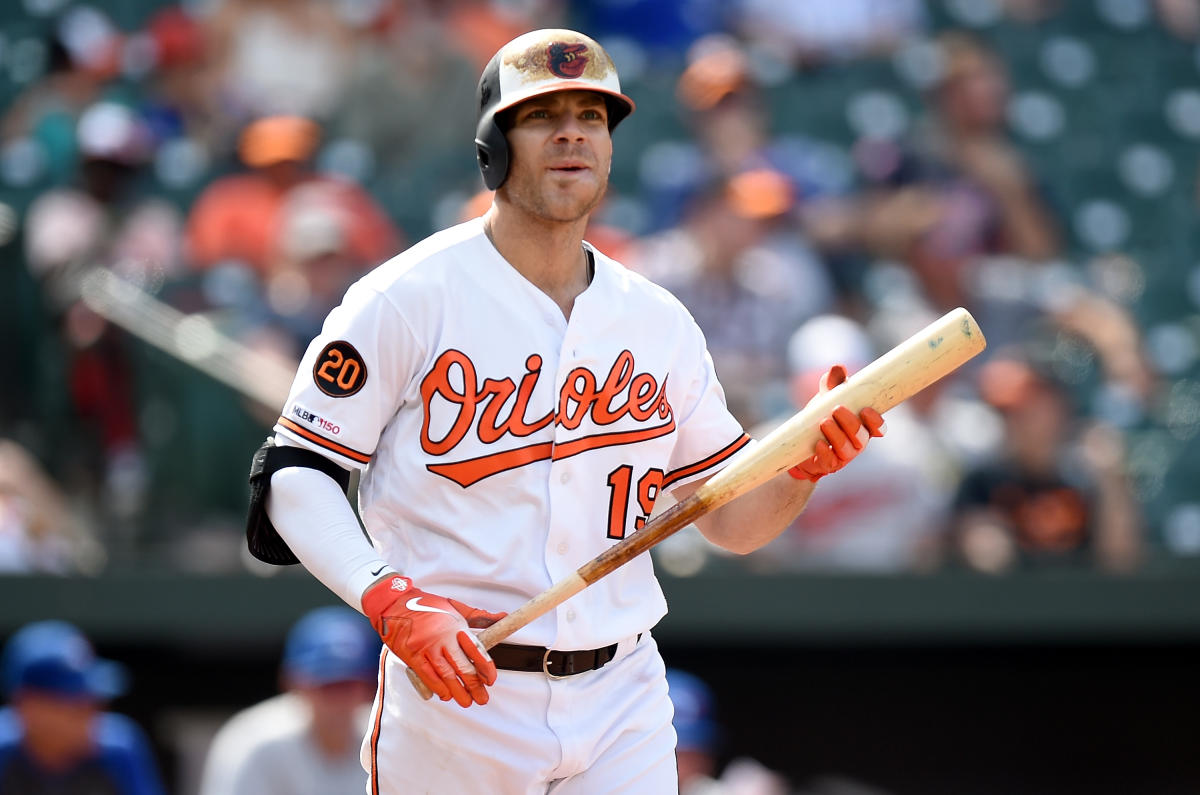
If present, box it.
[491,82,635,124]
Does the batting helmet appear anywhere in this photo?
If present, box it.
[665,668,720,752]
[282,606,380,687]
[2,620,128,701]
[475,29,636,190]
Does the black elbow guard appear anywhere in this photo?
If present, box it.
[246,437,353,565]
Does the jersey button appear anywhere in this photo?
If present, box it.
[559,471,571,484]
[566,609,577,622]
[557,541,569,555]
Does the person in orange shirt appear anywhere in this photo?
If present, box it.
[185,115,401,278]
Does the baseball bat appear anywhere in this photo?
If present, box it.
[408,306,987,698]
[77,268,296,412]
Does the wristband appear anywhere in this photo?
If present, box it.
[362,574,414,618]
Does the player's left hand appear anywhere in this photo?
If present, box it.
[362,575,506,708]
[789,365,886,482]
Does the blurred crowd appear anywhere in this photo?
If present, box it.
[4,2,1200,794]
[0,611,381,795]
[0,614,864,794]
[4,0,1200,580]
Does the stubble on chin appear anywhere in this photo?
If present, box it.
[503,170,608,224]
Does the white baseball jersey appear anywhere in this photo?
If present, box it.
[274,217,748,650]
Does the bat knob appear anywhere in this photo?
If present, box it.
[405,666,434,700]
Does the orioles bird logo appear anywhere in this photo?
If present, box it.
[547,42,588,79]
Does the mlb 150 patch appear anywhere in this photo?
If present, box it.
[313,341,368,397]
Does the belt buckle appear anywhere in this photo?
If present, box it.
[541,648,569,680]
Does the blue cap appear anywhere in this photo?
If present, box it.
[282,607,380,686]
[1,621,128,700]
[666,668,720,752]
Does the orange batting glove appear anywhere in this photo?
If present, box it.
[788,365,886,483]
[361,575,505,708]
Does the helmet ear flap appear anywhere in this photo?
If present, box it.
[475,114,509,191]
[475,52,509,190]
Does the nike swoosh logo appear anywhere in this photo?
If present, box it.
[371,565,387,577]
[406,597,454,616]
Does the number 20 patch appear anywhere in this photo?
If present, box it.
[313,341,368,397]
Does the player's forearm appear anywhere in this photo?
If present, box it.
[266,465,395,610]
[690,471,816,555]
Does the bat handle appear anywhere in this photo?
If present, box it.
[406,667,434,700]
[403,573,589,700]
[401,619,507,701]
[401,607,552,700]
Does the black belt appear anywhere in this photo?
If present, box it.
[491,635,640,678]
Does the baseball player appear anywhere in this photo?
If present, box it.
[245,29,884,794]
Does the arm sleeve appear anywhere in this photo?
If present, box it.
[266,441,396,611]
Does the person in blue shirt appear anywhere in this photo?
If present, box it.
[667,668,791,795]
[0,620,165,795]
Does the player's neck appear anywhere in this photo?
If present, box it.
[483,207,592,319]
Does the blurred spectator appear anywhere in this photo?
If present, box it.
[856,32,1059,310]
[736,0,926,66]
[950,351,1143,574]
[0,621,165,794]
[0,439,104,574]
[438,0,565,71]
[1039,281,1158,408]
[1156,0,1200,41]
[667,668,789,795]
[744,314,957,572]
[653,35,864,302]
[135,6,221,153]
[656,35,859,230]
[673,36,769,191]
[1000,0,1065,24]
[25,102,183,285]
[23,101,181,522]
[260,181,390,348]
[198,606,380,795]
[202,0,354,124]
[1,6,122,185]
[326,2,479,185]
[579,0,730,54]
[185,115,400,278]
[630,168,831,426]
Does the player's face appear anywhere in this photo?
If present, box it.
[500,90,612,223]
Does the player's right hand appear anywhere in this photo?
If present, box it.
[361,575,505,708]
[788,365,886,482]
